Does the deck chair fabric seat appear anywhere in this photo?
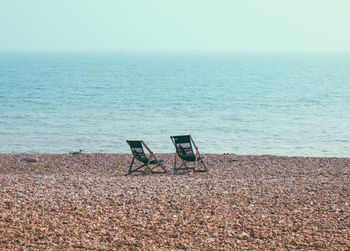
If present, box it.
[128,141,149,163]
[170,135,208,173]
[126,140,168,175]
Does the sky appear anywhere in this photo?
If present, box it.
[0,0,350,52]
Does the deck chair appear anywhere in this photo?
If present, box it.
[170,135,208,173]
[126,140,168,175]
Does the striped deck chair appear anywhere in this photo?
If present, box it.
[170,135,208,173]
[126,140,167,175]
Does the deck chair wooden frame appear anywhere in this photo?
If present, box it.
[126,140,168,175]
[170,135,208,173]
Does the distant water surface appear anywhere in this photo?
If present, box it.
[0,52,349,156]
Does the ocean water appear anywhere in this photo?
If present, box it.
[0,52,350,157]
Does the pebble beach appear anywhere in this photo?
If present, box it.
[0,153,349,250]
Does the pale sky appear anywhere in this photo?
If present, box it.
[1,0,350,52]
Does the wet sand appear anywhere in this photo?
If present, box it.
[0,153,349,249]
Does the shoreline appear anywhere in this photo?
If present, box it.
[1,153,349,249]
[1,152,350,158]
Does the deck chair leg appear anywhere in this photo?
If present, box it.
[127,157,135,175]
[127,157,150,175]
[157,159,168,173]
[194,152,199,171]
[198,152,208,172]
[182,160,189,170]
[147,153,167,173]
[201,159,208,171]
[149,159,168,173]
[173,153,177,170]
[174,154,189,172]
[174,153,186,171]
[161,161,167,172]
[132,163,147,174]
[174,159,191,172]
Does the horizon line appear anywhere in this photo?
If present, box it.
[1,49,350,54]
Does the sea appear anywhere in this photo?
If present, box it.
[0,51,349,157]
